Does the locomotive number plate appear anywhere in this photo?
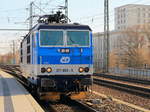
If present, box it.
[56,68,73,72]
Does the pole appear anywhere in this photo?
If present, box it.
[29,2,33,30]
[104,0,109,72]
[65,0,68,23]
[12,40,15,64]
[106,0,109,73]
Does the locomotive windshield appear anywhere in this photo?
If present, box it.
[40,30,90,46]
[67,31,89,46]
[40,30,63,46]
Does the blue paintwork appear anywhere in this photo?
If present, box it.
[37,47,92,64]
[31,24,93,66]
[21,24,93,92]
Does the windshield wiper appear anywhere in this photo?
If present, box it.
[68,36,76,44]
[68,37,80,47]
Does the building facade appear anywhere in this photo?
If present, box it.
[93,33,104,72]
[115,4,150,31]
[93,4,150,73]
[93,31,121,72]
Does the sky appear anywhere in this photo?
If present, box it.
[0,0,150,54]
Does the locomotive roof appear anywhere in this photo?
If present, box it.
[33,23,92,31]
[22,23,91,42]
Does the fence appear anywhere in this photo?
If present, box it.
[109,68,150,80]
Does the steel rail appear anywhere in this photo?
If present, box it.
[94,78,150,98]
[58,95,99,112]
[94,73,150,85]
[0,65,98,112]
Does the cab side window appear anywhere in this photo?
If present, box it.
[27,35,31,64]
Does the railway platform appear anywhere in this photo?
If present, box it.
[0,69,44,112]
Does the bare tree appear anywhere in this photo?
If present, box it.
[142,24,150,43]
[118,26,146,68]
[141,24,150,68]
[0,50,20,64]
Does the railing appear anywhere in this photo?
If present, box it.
[109,68,150,80]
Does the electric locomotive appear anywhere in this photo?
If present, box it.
[20,12,93,100]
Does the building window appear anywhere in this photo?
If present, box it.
[121,20,122,24]
[138,12,140,17]
[121,14,122,18]
[137,19,140,23]
[124,13,126,18]
[143,8,145,11]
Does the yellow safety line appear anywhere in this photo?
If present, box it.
[90,90,150,112]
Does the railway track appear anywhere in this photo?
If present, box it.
[93,77,150,98]
[1,65,150,98]
[1,65,150,111]
[46,98,98,112]
[94,73,150,85]
[70,99,98,112]
[0,65,98,112]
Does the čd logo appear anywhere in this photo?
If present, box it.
[60,57,70,63]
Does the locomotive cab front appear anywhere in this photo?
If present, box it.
[20,24,93,100]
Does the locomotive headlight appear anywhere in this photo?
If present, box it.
[47,67,52,73]
[79,67,84,73]
[61,49,66,53]
[41,67,46,73]
[65,49,70,53]
[84,67,89,72]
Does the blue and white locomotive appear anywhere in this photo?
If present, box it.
[20,12,93,100]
